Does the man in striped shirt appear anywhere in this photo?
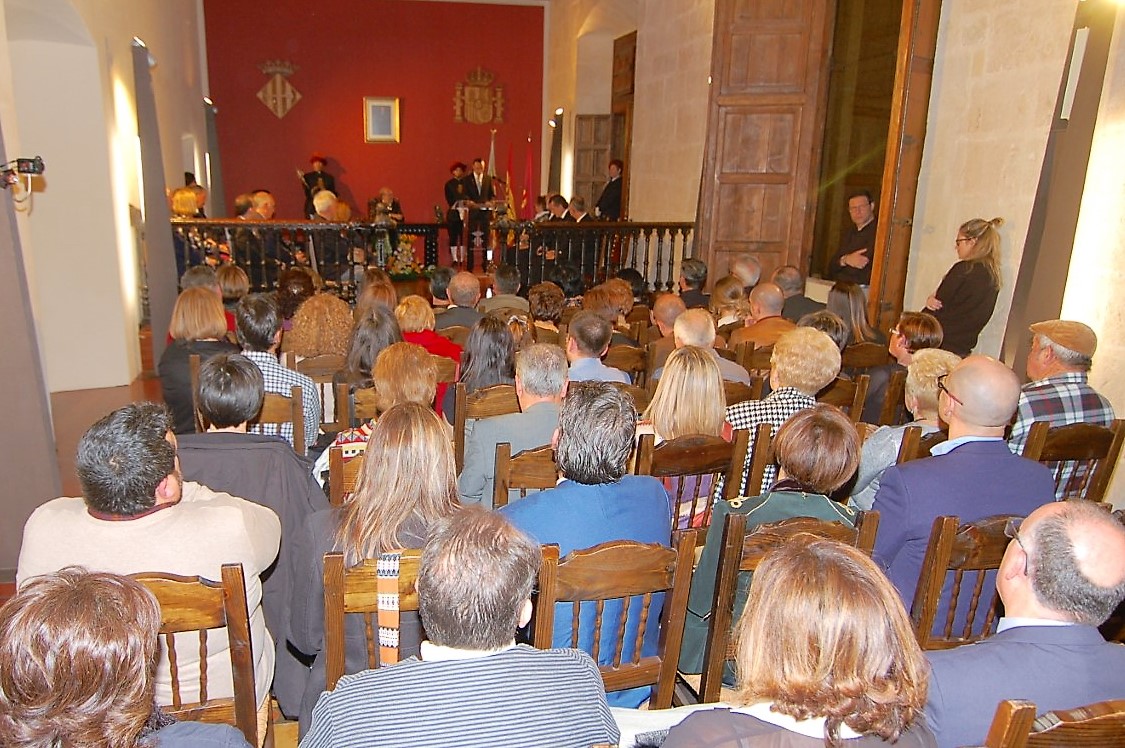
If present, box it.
[302,507,619,748]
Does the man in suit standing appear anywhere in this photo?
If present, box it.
[872,355,1056,613]
[464,158,494,271]
[458,344,567,507]
[594,159,623,220]
[925,500,1125,748]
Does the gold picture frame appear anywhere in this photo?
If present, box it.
[364,97,400,143]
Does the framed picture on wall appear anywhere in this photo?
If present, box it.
[364,97,400,143]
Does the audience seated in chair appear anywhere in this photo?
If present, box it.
[395,294,462,418]
[729,282,796,351]
[15,402,280,715]
[458,343,568,508]
[774,264,825,323]
[236,293,321,454]
[925,500,1125,748]
[176,353,329,718]
[860,311,943,424]
[678,258,710,310]
[653,308,751,385]
[301,506,618,748]
[500,381,673,707]
[872,355,1057,612]
[434,271,483,330]
[528,280,565,339]
[477,263,529,314]
[850,348,960,510]
[565,311,631,384]
[0,568,252,748]
[440,315,517,425]
[332,305,403,392]
[680,405,861,676]
[647,292,688,374]
[289,402,459,736]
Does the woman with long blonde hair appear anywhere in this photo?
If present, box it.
[925,217,1004,356]
[289,401,459,736]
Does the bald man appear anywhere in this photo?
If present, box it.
[925,501,1125,748]
[652,309,751,384]
[872,355,1056,615]
[729,282,796,349]
[647,293,688,373]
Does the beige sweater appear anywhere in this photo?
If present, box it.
[16,481,281,706]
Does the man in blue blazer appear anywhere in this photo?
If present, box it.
[872,355,1056,610]
[501,381,672,708]
[925,500,1125,748]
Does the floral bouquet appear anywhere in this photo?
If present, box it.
[386,235,427,280]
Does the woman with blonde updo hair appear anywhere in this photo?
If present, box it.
[664,536,934,747]
[925,217,1004,356]
[289,402,459,735]
[710,275,750,336]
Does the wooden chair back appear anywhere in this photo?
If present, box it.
[295,354,348,431]
[429,353,459,383]
[698,511,879,703]
[715,347,738,363]
[322,549,422,691]
[841,341,890,372]
[980,698,1125,747]
[533,533,695,709]
[534,326,560,345]
[734,342,773,374]
[604,344,648,387]
[454,382,520,472]
[328,447,365,507]
[910,514,1014,650]
[817,374,871,422]
[253,385,305,456]
[131,564,258,746]
[189,353,205,433]
[634,430,751,530]
[895,426,949,464]
[878,368,908,426]
[609,381,652,414]
[1022,420,1125,502]
[723,378,764,407]
[492,443,557,509]
[738,422,776,498]
[559,306,580,326]
[628,320,649,346]
[626,304,651,325]
[435,324,471,347]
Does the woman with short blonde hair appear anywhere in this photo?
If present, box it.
[159,287,238,434]
[771,327,842,395]
[395,294,437,333]
[395,295,461,418]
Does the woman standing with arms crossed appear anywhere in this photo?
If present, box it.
[925,217,1004,357]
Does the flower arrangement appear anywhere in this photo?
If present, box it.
[385,235,427,280]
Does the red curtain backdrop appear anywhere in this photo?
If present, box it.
[203,0,543,224]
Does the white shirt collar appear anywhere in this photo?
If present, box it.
[997,616,1075,633]
[929,435,1003,456]
[419,640,516,662]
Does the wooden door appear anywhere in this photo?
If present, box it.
[612,31,636,218]
[573,115,612,209]
[696,0,836,283]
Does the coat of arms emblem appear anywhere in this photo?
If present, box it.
[257,60,301,119]
[454,67,505,125]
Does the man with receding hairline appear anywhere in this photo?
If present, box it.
[872,355,1056,614]
[652,309,751,384]
[925,500,1125,747]
[729,282,796,349]
[647,293,687,372]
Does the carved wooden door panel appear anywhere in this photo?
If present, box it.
[696,0,836,282]
[573,115,612,209]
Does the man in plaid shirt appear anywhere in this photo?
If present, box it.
[236,294,321,455]
[1009,320,1114,498]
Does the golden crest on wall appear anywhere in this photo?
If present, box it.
[454,67,505,125]
[257,60,302,119]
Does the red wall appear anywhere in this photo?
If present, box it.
[203,0,543,222]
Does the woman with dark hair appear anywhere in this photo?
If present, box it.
[663,536,934,747]
[289,403,460,736]
[158,287,239,434]
[334,306,403,390]
[440,315,517,422]
[0,567,250,747]
[550,262,586,307]
[925,217,1004,356]
[528,281,565,337]
[275,268,316,332]
[827,281,884,346]
[680,404,860,677]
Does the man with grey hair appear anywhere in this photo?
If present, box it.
[500,381,672,708]
[873,355,1056,612]
[435,271,484,329]
[773,265,825,322]
[730,282,796,349]
[458,344,568,507]
[728,254,761,293]
[653,308,751,384]
[1009,320,1115,498]
[925,500,1125,748]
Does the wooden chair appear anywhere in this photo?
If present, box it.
[910,514,1015,650]
[188,353,205,432]
[492,443,557,509]
[322,549,422,691]
[978,698,1125,747]
[328,446,365,507]
[429,353,459,384]
[1022,420,1125,502]
[723,378,764,407]
[740,422,776,499]
[817,374,870,422]
[534,326,560,345]
[626,303,651,325]
[634,430,751,530]
[435,324,470,347]
[715,347,738,363]
[559,306,580,326]
[609,380,652,413]
[131,564,258,746]
[534,533,695,709]
[697,511,880,703]
[254,385,306,456]
[628,320,649,346]
[453,382,520,472]
[734,342,773,374]
[841,341,890,373]
[878,368,908,426]
[604,344,648,387]
[295,354,348,432]
[895,426,948,464]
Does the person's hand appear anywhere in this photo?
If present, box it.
[926,294,943,311]
[841,248,870,269]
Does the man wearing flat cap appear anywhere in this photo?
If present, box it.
[1009,320,1116,497]
[303,153,336,218]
